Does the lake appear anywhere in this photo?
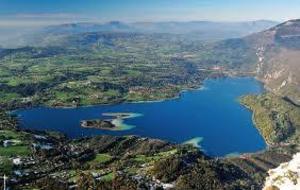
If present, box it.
[14,77,266,156]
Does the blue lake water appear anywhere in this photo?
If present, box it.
[14,77,266,156]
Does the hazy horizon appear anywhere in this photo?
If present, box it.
[1,0,300,28]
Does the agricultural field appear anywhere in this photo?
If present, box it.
[0,33,256,109]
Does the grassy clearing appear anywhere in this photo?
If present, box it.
[133,148,178,164]
[100,172,114,182]
[93,154,112,163]
[0,145,31,157]
[0,129,31,157]
[0,129,31,143]
[88,153,113,166]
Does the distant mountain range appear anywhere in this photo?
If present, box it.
[0,20,278,48]
[42,20,278,36]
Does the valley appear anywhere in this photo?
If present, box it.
[0,19,299,189]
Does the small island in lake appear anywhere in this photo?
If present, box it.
[81,112,143,131]
[81,119,116,130]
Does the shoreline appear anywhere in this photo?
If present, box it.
[9,83,203,112]
[10,76,270,158]
[11,75,255,112]
[183,137,204,149]
[239,97,271,148]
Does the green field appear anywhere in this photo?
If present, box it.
[0,33,257,109]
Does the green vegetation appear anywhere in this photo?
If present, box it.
[0,128,32,157]
[241,93,300,144]
[133,149,178,164]
[88,153,112,165]
[0,111,32,180]
[93,154,112,163]
[0,129,30,141]
[0,145,30,157]
[0,32,255,110]
[100,172,114,182]
[0,20,299,190]
[0,157,13,174]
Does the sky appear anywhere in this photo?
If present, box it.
[0,0,300,27]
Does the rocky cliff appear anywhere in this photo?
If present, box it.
[263,152,300,190]
[246,19,300,105]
